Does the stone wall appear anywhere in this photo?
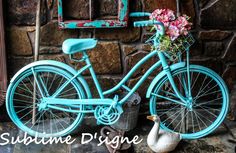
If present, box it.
[4,0,236,115]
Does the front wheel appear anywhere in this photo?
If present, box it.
[149,65,229,139]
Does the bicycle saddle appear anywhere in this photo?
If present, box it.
[62,38,97,54]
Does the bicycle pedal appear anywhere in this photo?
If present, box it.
[116,104,123,114]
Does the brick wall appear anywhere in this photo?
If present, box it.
[5,0,236,115]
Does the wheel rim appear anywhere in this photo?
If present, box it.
[150,66,228,139]
[7,66,85,137]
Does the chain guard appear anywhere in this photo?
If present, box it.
[94,106,121,125]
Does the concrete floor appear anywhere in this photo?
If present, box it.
[0,116,235,153]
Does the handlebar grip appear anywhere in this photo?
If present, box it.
[129,12,151,17]
[134,20,165,35]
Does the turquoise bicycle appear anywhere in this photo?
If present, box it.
[6,14,229,139]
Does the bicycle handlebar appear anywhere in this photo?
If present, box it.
[133,20,165,35]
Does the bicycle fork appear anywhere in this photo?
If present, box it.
[158,51,193,109]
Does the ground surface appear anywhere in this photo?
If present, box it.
[0,116,235,153]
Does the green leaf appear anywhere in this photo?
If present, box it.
[150,26,156,32]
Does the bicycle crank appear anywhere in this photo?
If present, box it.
[94,105,122,125]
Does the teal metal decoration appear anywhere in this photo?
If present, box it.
[6,13,229,140]
[58,0,129,28]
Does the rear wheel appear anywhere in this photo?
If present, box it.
[149,65,229,139]
[6,65,86,137]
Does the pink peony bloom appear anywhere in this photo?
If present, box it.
[177,16,189,27]
[166,25,180,41]
[150,9,192,40]
[150,9,176,25]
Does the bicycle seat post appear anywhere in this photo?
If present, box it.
[82,51,104,99]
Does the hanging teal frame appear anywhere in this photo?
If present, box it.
[58,0,129,28]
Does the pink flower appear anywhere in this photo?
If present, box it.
[177,16,188,26]
[150,9,176,25]
[165,9,175,20]
[150,9,192,40]
[166,25,180,41]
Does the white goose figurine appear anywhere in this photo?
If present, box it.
[147,115,181,153]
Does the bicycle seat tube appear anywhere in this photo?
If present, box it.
[82,51,104,99]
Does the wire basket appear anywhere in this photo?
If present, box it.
[145,33,195,61]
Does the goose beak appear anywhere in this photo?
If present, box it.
[147,115,155,121]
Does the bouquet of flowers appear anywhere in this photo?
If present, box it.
[149,9,194,59]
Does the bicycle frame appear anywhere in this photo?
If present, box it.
[44,48,188,112]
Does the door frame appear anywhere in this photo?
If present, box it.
[0,0,7,105]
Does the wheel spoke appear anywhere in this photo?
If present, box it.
[14,92,37,101]
[30,110,46,128]
[194,75,208,97]
[58,86,76,97]
[14,105,33,108]
[191,72,200,90]
[50,110,59,134]
[194,97,223,107]
[13,98,36,105]
[194,84,218,101]
[190,71,194,87]
[158,105,180,117]
[198,105,218,118]
[194,78,213,100]
[193,110,202,131]
[195,110,213,125]
[45,72,50,88]
[16,105,35,114]
[24,110,41,126]
[193,90,221,100]
[25,77,41,97]
[151,92,185,106]
[17,84,40,98]
[159,90,179,99]
[49,111,66,130]
[200,105,221,112]
[162,106,184,123]
[55,76,65,93]
[165,107,185,128]
[191,111,195,133]
[156,107,179,113]
[22,77,41,97]
[173,109,189,132]
[59,92,78,98]
[48,73,58,93]
[19,109,33,120]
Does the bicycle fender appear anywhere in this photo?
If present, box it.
[9,60,92,98]
[146,62,186,98]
